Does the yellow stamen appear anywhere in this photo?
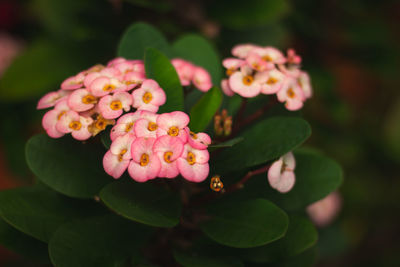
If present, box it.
[118,149,127,162]
[187,151,196,165]
[69,121,82,131]
[57,111,66,120]
[82,94,97,104]
[267,77,278,85]
[226,68,235,76]
[95,118,106,130]
[140,153,150,166]
[103,84,116,92]
[242,75,254,86]
[287,88,296,98]
[189,131,198,139]
[142,92,153,104]
[164,151,173,163]
[125,122,134,132]
[147,122,158,131]
[262,55,273,62]
[110,100,122,110]
[168,126,179,137]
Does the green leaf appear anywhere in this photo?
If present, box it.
[118,22,172,59]
[0,185,101,242]
[209,137,244,149]
[200,199,288,248]
[100,180,182,227]
[189,86,223,132]
[26,134,111,199]
[145,48,184,113]
[0,40,83,102]
[0,218,50,263]
[212,117,311,173]
[172,34,222,84]
[268,246,317,267]
[209,0,290,29]
[173,250,243,267]
[49,214,152,267]
[240,215,318,263]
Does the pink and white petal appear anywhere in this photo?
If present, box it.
[115,92,133,111]
[90,77,111,97]
[221,79,235,97]
[153,135,184,161]
[222,58,245,70]
[110,133,135,160]
[84,72,101,88]
[110,124,131,141]
[229,72,261,98]
[151,88,166,106]
[232,44,260,58]
[177,159,209,182]
[285,98,304,111]
[268,159,284,186]
[128,155,161,182]
[192,67,212,92]
[61,75,83,90]
[157,154,180,178]
[103,151,129,179]
[67,89,95,112]
[71,126,92,140]
[271,171,296,193]
[42,110,64,138]
[37,91,61,109]
[56,110,79,133]
[107,57,127,67]
[298,71,312,99]
[182,144,210,164]
[134,119,157,138]
[157,111,190,130]
[137,103,159,113]
[130,137,156,163]
[139,110,158,122]
[98,96,123,119]
[141,79,160,91]
[117,111,142,125]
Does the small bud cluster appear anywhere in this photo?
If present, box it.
[37,57,212,140]
[214,109,232,137]
[104,110,211,183]
[221,45,312,111]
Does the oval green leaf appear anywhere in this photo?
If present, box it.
[0,185,101,242]
[240,215,318,263]
[100,180,182,227]
[49,214,152,267]
[172,34,222,84]
[144,48,184,113]
[212,117,311,173]
[26,134,111,198]
[200,199,288,248]
[0,218,50,263]
[189,86,223,132]
[117,22,172,59]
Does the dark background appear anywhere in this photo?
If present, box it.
[0,0,399,266]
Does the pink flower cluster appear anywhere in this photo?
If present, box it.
[172,58,212,92]
[221,45,312,111]
[37,57,213,141]
[267,152,296,193]
[103,110,211,183]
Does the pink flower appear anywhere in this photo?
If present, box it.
[61,72,85,90]
[287,49,302,65]
[103,133,136,179]
[107,57,127,67]
[123,71,146,90]
[98,92,132,119]
[134,112,159,138]
[222,58,245,76]
[67,89,98,112]
[42,100,70,138]
[153,135,184,178]
[128,137,161,182]
[231,44,261,58]
[229,66,262,98]
[192,67,212,92]
[276,78,304,111]
[267,152,296,193]
[307,192,341,227]
[156,111,189,142]
[249,47,286,65]
[56,110,93,140]
[186,128,211,150]
[110,112,142,141]
[221,79,235,96]
[255,69,286,95]
[298,71,312,99]
[89,76,127,97]
[132,79,166,112]
[171,58,195,86]
[37,89,70,109]
[177,144,210,182]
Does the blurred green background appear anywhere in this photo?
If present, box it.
[0,0,399,266]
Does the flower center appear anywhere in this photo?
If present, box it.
[140,153,150,166]
[262,55,273,62]
[57,111,66,120]
[125,122,134,132]
[103,84,116,92]
[95,118,106,130]
[142,92,153,104]
[242,75,254,86]
[69,121,82,131]
[267,77,278,85]
[167,126,179,137]
[147,122,158,131]
[163,151,173,163]
[189,131,198,139]
[226,68,235,76]
[82,94,97,104]
[110,100,122,110]
[187,151,196,165]
[118,149,127,162]
[287,88,296,98]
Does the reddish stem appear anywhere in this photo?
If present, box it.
[223,164,271,194]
